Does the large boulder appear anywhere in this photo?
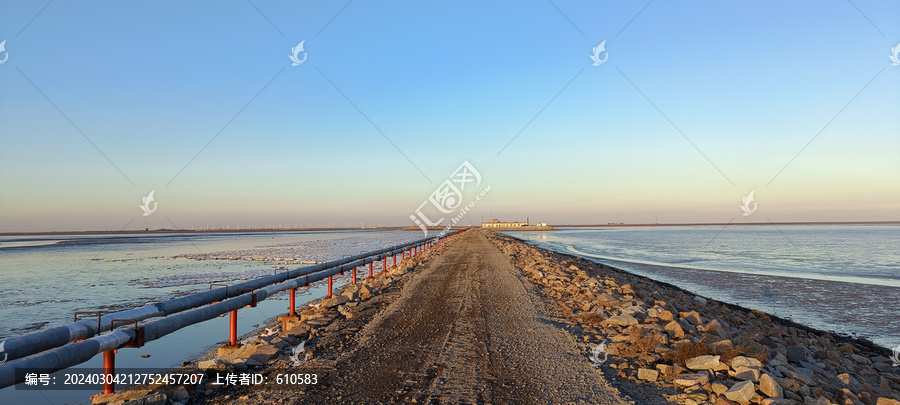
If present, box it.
[323,295,350,308]
[686,355,721,371]
[673,373,709,387]
[758,373,783,398]
[664,321,685,339]
[603,315,638,327]
[724,381,756,403]
[679,311,703,325]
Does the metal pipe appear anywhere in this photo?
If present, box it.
[0,232,461,388]
[327,276,333,298]
[0,234,439,362]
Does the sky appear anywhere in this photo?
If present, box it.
[0,0,898,232]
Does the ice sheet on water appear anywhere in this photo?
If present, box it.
[139,232,418,288]
[173,233,417,263]
[136,268,285,288]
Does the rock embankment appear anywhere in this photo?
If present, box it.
[486,231,900,405]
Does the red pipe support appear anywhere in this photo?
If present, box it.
[289,289,296,316]
[102,350,115,394]
[229,310,238,346]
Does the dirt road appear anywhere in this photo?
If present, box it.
[298,230,627,404]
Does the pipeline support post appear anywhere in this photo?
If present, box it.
[382,256,387,272]
[328,275,333,298]
[229,309,238,346]
[289,289,296,316]
[352,265,357,284]
[102,350,115,394]
[368,261,373,279]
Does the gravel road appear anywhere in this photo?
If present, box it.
[299,230,628,404]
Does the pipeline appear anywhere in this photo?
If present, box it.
[0,232,457,367]
[0,230,465,389]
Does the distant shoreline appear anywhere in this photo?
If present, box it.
[0,227,450,237]
[0,220,896,237]
[553,220,899,228]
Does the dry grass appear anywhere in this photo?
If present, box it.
[662,336,768,366]
[719,337,768,364]
[617,327,660,358]
[662,338,714,365]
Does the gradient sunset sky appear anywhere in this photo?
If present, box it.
[1,1,898,232]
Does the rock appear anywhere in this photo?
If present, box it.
[674,373,710,387]
[759,373,783,398]
[786,346,807,364]
[710,339,734,353]
[621,305,645,317]
[711,382,729,395]
[596,293,620,307]
[702,319,728,339]
[686,355,721,371]
[638,368,659,382]
[760,399,796,405]
[359,286,373,300]
[782,369,815,386]
[665,320,685,339]
[656,364,673,377]
[876,399,900,405]
[680,311,703,325]
[731,356,763,369]
[172,386,190,402]
[694,296,708,305]
[144,394,167,405]
[657,309,675,321]
[341,290,359,301]
[323,295,350,308]
[724,381,756,403]
[198,359,226,371]
[835,388,865,405]
[733,366,760,382]
[603,315,638,327]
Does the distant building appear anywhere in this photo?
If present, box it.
[481,219,527,228]
[537,222,547,227]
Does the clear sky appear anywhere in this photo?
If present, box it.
[1,1,898,232]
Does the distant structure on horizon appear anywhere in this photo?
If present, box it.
[481,219,527,228]
[480,219,554,230]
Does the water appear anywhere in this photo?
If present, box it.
[510,225,900,348]
[0,230,421,404]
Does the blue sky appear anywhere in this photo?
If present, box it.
[0,0,898,231]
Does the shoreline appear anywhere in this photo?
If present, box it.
[487,231,900,404]
[510,237,894,356]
